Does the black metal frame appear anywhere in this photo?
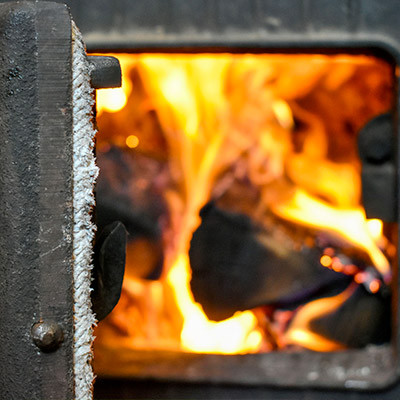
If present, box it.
[0,2,74,399]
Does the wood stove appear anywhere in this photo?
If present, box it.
[2,1,400,399]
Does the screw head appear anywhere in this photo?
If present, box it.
[31,320,64,352]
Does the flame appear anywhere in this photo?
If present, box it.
[96,87,128,113]
[285,285,356,351]
[272,189,390,277]
[367,218,384,241]
[272,99,294,129]
[168,254,263,354]
[139,55,264,353]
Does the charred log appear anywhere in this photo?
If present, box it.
[96,146,168,280]
[189,203,351,321]
[92,221,127,321]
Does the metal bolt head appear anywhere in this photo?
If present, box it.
[31,320,64,352]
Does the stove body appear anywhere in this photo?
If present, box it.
[1,1,400,399]
[66,1,400,398]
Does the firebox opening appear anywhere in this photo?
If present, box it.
[91,52,397,389]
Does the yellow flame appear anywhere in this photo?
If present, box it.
[96,87,128,114]
[272,189,390,276]
[367,218,383,241]
[167,254,263,354]
[158,68,199,138]
[272,99,294,129]
[136,55,265,354]
[287,156,360,207]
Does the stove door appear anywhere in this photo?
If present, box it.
[0,3,120,399]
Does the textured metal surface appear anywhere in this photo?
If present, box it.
[0,2,74,399]
[94,377,400,400]
[93,345,395,389]
[34,0,400,56]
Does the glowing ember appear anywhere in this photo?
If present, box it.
[126,134,140,148]
[320,255,332,267]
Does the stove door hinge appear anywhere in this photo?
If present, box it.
[358,113,397,223]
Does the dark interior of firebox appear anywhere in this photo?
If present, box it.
[91,52,396,383]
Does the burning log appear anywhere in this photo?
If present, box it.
[189,203,352,321]
[307,285,391,348]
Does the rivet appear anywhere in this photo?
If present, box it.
[31,320,64,352]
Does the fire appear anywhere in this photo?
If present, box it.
[168,254,263,353]
[285,284,356,351]
[139,55,264,353]
[272,99,294,129]
[367,218,384,241]
[271,188,390,277]
[93,53,394,358]
[97,87,128,113]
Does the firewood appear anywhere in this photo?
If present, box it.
[92,221,127,321]
[189,203,351,321]
[96,145,168,279]
[307,285,391,348]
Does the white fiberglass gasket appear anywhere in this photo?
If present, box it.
[71,21,98,400]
